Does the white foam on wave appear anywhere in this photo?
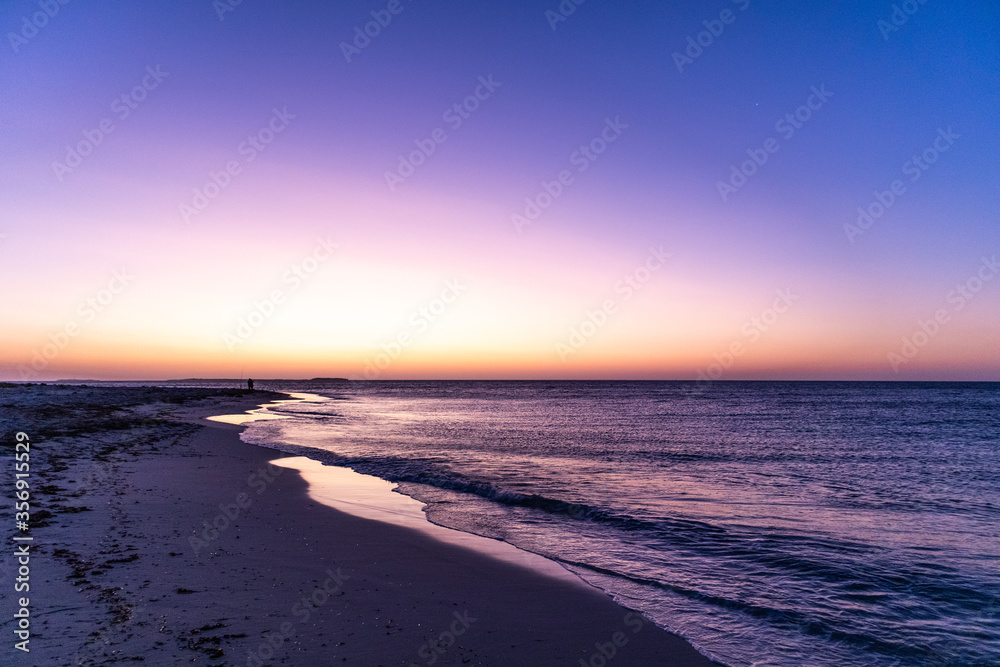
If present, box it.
[212,391,589,588]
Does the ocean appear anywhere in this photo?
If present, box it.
[222,380,997,665]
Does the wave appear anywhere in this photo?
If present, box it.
[555,557,931,661]
[238,386,1000,667]
[251,437,971,664]
[242,435,950,589]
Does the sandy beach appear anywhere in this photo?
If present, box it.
[6,1,996,663]
[1,384,717,666]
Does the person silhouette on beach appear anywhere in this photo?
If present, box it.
[248,378,254,391]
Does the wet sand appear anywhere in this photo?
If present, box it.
[0,384,718,665]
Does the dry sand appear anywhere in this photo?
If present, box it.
[0,384,718,666]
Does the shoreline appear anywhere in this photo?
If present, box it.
[211,392,590,588]
[1,385,719,665]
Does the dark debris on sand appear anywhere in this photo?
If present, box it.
[0,384,281,664]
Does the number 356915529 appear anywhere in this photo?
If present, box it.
[15,432,30,522]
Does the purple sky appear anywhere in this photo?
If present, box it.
[2,0,998,380]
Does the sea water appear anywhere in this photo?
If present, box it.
[227,380,999,666]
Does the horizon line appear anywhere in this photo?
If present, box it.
[7,378,999,384]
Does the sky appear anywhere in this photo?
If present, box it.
[1,0,998,381]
